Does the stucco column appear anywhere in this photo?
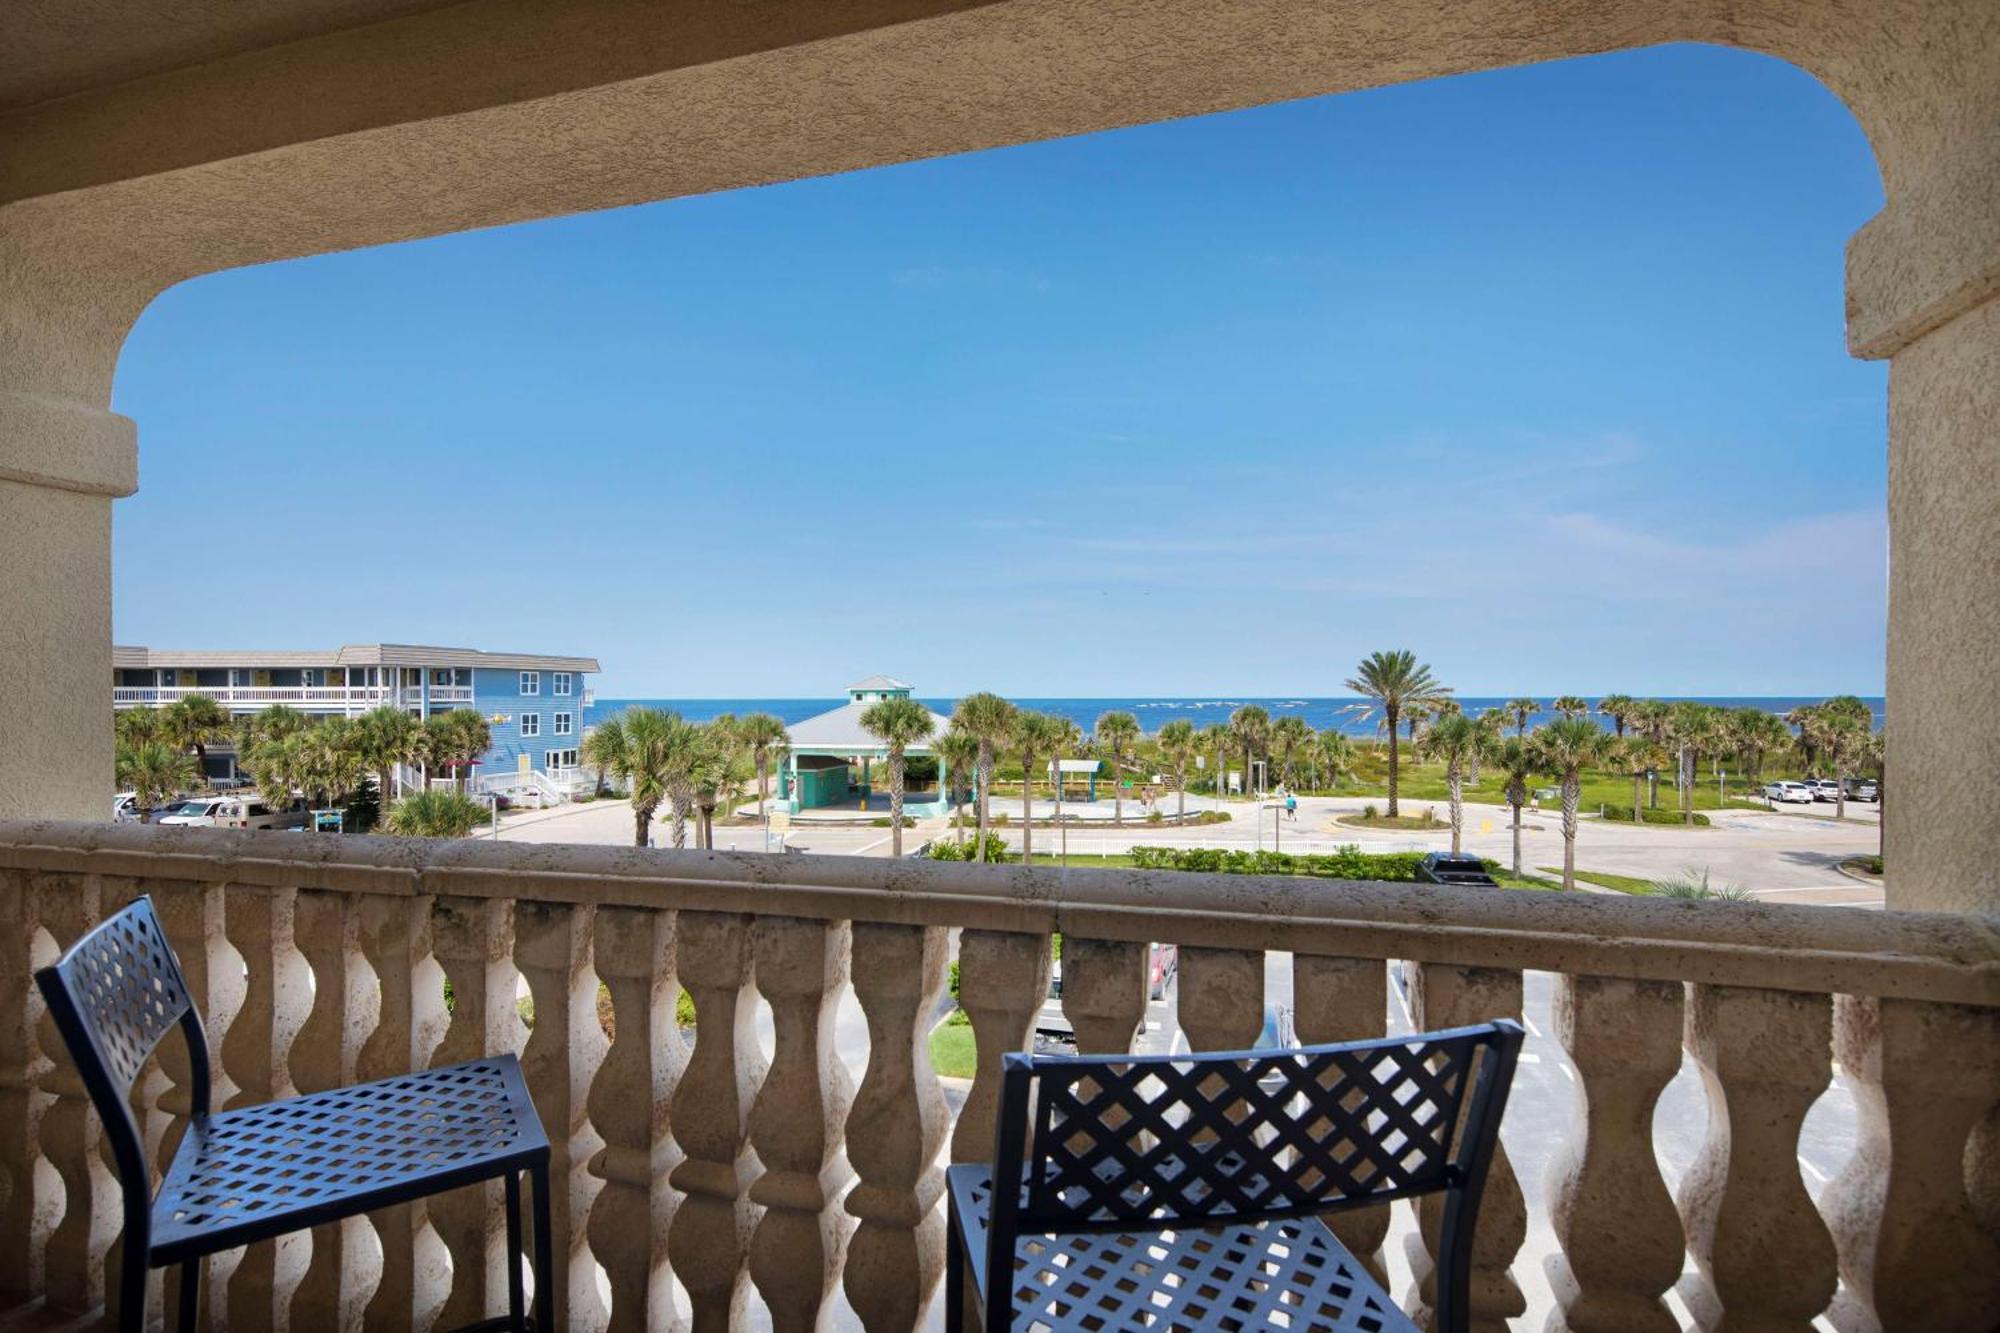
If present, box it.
[1851,136,2000,915]
[0,390,136,820]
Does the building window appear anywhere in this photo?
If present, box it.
[520,671,540,695]
[554,712,573,736]
[548,748,579,770]
[521,713,540,737]
[554,672,573,696]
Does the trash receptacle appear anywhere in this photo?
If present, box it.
[1416,851,1498,887]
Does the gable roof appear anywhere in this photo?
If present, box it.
[788,699,952,751]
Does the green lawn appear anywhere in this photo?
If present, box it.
[1538,866,1656,894]
[1295,748,1782,815]
[928,1013,976,1079]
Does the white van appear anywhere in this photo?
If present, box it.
[156,797,227,826]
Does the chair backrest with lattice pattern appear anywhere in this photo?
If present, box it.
[1001,1020,1522,1235]
[36,895,201,1105]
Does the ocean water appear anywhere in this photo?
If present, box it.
[589,695,1885,737]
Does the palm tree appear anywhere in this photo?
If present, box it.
[383,788,489,838]
[1597,694,1636,737]
[1489,736,1537,879]
[1202,723,1232,797]
[1228,705,1272,796]
[1044,716,1082,840]
[587,706,693,846]
[933,726,979,845]
[1552,695,1591,720]
[686,721,752,849]
[352,705,421,821]
[116,707,166,748]
[1415,713,1490,854]
[162,693,232,778]
[1530,718,1610,891]
[1314,729,1357,791]
[1626,699,1670,807]
[1343,650,1448,817]
[422,709,493,791]
[1094,711,1141,827]
[117,741,198,822]
[1667,702,1721,825]
[1503,697,1540,738]
[1785,704,1823,773]
[952,693,1016,864]
[736,712,789,820]
[1609,735,1658,824]
[1813,697,1874,820]
[1010,711,1068,865]
[860,697,935,857]
[1157,719,1198,821]
[1270,715,1313,787]
[581,722,621,798]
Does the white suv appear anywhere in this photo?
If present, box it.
[1807,779,1841,803]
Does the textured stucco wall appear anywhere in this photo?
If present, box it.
[0,0,1993,908]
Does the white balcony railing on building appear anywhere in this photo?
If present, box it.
[111,684,475,709]
[0,823,1993,1332]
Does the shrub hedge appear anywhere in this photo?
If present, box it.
[1125,845,1494,881]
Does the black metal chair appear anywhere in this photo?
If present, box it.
[946,1019,1523,1333]
[35,896,553,1332]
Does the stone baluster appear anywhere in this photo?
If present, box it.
[1545,974,1684,1333]
[220,884,310,1330]
[0,869,47,1308]
[1824,995,2000,1332]
[355,892,449,1333]
[843,923,949,1333]
[32,872,116,1315]
[1677,983,1836,1331]
[667,911,764,1332]
[426,896,519,1330]
[1059,938,1148,1057]
[1293,954,1389,1284]
[514,898,606,1332]
[1175,946,1265,1146]
[586,906,685,1332]
[748,916,854,1333]
[950,930,1053,1165]
[1402,962,1525,1333]
[289,888,377,1332]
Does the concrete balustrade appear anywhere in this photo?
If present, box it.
[0,822,1994,1332]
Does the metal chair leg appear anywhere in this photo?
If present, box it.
[506,1171,527,1331]
[531,1161,553,1333]
[945,1208,964,1333]
[177,1259,200,1333]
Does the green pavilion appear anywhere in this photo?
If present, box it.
[779,676,954,816]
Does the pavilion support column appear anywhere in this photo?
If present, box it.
[1851,138,2000,916]
[0,389,137,821]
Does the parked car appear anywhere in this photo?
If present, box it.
[155,797,228,827]
[1844,778,1881,802]
[1764,781,1815,804]
[210,796,304,830]
[1807,779,1841,803]
[112,792,140,823]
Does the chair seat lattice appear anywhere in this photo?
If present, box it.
[152,1056,544,1262]
[949,1166,1411,1333]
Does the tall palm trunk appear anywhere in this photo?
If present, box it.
[1020,746,1037,866]
[1561,773,1581,890]
[1176,776,1186,822]
[633,799,652,847]
[1509,793,1523,878]
[1834,769,1847,820]
[379,765,395,817]
[1447,766,1464,854]
[974,742,992,862]
[887,747,906,857]
[669,791,691,848]
[1681,748,1695,826]
[756,757,769,820]
[1112,755,1124,826]
[1632,773,1643,823]
[1385,704,1402,817]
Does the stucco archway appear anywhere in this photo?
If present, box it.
[2,0,1994,910]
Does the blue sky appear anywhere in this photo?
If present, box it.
[112,43,1886,698]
